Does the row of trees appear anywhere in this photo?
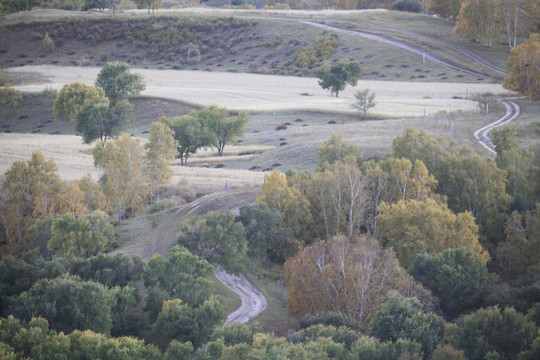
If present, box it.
[160,105,248,164]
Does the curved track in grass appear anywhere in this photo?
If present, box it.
[474,99,521,155]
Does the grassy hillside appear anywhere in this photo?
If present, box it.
[0,9,510,82]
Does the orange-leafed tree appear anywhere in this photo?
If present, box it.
[284,235,405,330]
[504,33,540,99]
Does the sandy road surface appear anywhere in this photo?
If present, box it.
[474,99,521,155]
[213,267,268,324]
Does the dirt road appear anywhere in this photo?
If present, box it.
[213,267,268,324]
[474,99,521,155]
[111,190,268,323]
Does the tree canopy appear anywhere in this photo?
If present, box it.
[95,62,145,105]
[317,60,362,97]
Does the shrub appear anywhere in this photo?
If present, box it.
[299,312,361,331]
[275,124,287,130]
[0,73,4,86]
[391,0,422,12]
[42,33,55,52]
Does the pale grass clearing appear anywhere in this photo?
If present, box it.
[5,66,511,118]
[189,144,276,164]
[0,133,264,192]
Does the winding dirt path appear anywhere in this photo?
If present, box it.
[299,20,502,79]
[112,190,268,324]
[473,99,521,155]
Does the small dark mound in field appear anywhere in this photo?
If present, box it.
[19,54,27,58]
[237,139,243,143]
[279,138,286,141]
[441,77,447,79]
[32,129,41,133]
[263,168,273,172]
[204,68,212,71]
[418,75,426,78]
[401,64,409,68]
[39,54,46,58]
[142,130,149,134]
[252,130,259,133]
[0,49,7,54]
[328,120,337,124]
[249,165,261,170]
[275,124,287,130]
[284,122,291,125]
[239,151,262,156]
[302,124,308,127]
[215,164,225,168]
[67,51,76,55]
[452,96,462,99]
[384,64,393,68]
[18,115,28,119]
[4,130,12,133]
[37,124,45,128]
[280,142,288,146]
[51,61,58,64]
[295,118,303,122]
[437,73,447,76]
[457,74,464,78]
[477,78,484,81]
[272,163,281,167]
[300,93,312,96]
[49,131,60,135]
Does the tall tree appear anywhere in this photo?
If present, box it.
[144,122,177,203]
[504,33,540,99]
[95,62,145,106]
[285,235,410,330]
[160,114,214,165]
[92,134,147,220]
[317,60,362,97]
[454,0,501,47]
[352,89,377,119]
[199,105,248,156]
[316,133,363,170]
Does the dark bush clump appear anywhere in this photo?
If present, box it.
[391,0,422,12]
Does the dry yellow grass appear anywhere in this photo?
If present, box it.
[0,133,265,192]
[6,65,511,118]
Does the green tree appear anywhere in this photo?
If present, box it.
[76,97,134,144]
[492,126,537,205]
[450,306,537,360]
[47,210,114,258]
[160,114,214,165]
[0,86,23,112]
[8,275,115,335]
[352,89,376,119]
[316,60,362,97]
[53,82,104,122]
[178,211,247,273]
[408,248,497,319]
[164,340,194,360]
[144,122,177,203]
[199,105,248,156]
[143,245,213,306]
[95,62,145,105]
[369,294,445,358]
[155,298,225,348]
[496,205,540,280]
[238,202,293,262]
[454,0,500,47]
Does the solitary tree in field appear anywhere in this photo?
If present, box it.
[316,60,362,97]
[352,89,376,119]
